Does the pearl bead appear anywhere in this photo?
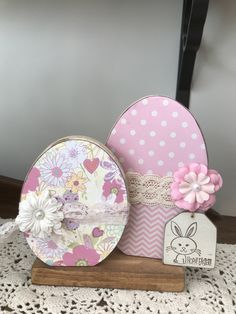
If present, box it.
[192,183,201,192]
[35,209,45,220]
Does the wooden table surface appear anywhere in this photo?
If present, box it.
[1,175,236,244]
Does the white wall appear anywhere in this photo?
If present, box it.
[191,0,236,216]
[0,0,182,177]
[0,0,235,215]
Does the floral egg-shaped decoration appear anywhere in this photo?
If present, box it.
[17,136,129,266]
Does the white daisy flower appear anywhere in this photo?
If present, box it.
[61,140,88,168]
[16,190,64,239]
[35,238,66,259]
[40,152,72,187]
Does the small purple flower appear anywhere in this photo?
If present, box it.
[64,219,80,230]
[100,159,119,181]
[56,190,79,205]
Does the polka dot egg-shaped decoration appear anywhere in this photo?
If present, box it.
[106,96,208,259]
[18,136,129,266]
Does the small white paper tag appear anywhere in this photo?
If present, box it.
[163,212,216,269]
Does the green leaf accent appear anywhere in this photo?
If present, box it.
[68,242,79,249]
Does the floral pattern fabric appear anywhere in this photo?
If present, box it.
[21,137,129,266]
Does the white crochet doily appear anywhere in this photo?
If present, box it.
[0,218,235,314]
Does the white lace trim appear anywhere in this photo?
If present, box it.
[0,218,235,314]
[0,201,129,243]
[0,221,18,243]
[63,202,129,224]
[127,171,174,208]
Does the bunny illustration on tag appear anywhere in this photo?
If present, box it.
[167,221,201,264]
[164,212,217,268]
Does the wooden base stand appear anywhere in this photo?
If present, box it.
[32,249,185,292]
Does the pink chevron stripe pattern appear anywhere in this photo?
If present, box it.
[118,204,182,259]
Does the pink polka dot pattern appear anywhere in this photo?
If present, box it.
[107,96,208,175]
[106,96,208,259]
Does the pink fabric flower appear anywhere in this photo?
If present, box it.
[22,167,40,194]
[62,245,100,266]
[102,179,125,203]
[171,163,222,212]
